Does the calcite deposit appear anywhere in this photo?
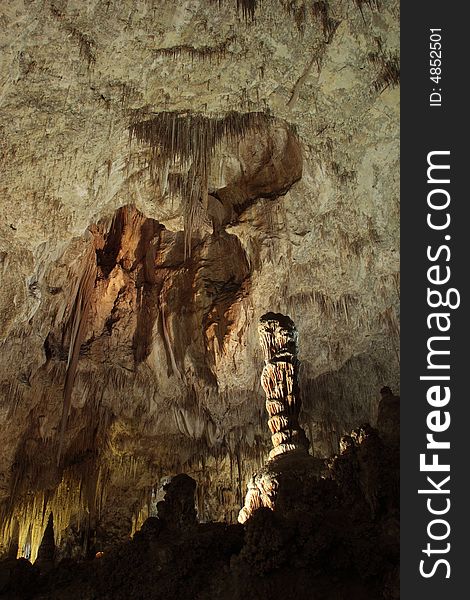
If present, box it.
[0,0,399,563]
[239,312,322,523]
[258,312,310,459]
[0,400,400,599]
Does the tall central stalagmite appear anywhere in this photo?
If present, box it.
[258,312,310,459]
[238,313,316,524]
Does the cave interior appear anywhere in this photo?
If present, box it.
[0,0,399,598]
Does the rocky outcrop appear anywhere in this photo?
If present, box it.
[156,474,198,533]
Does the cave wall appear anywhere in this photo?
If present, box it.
[0,0,399,560]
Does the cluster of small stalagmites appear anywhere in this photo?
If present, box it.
[328,415,397,517]
[258,312,310,460]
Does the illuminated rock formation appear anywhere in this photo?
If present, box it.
[0,0,399,556]
[258,312,310,459]
[239,313,319,523]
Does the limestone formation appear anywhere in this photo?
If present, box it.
[0,391,400,599]
[258,312,310,459]
[156,474,198,532]
[239,313,320,523]
[0,0,399,558]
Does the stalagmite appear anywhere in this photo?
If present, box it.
[35,513,55,570]
[156,474,197,532]
[258,312,310,459]
[377,386,400,445]
[238,313,319,524]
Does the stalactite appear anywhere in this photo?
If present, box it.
[160,303,183,381]
[153,36,234,63]
[355,0,381,21]
[2,459,112,564]
[68,27,96,68]
[2,475,81,563]
[237,0,258,20]
[57,243,97,465]
[211,0,258,21]
[130,486,158,537]
[368,51,400,93]
[129,111,274,255]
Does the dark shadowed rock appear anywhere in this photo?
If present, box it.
[377,386,400,445]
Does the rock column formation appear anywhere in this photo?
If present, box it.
[35,514,55,571]
[156,474,198,532]
[258,312,310,459]
[238,313,317,523]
